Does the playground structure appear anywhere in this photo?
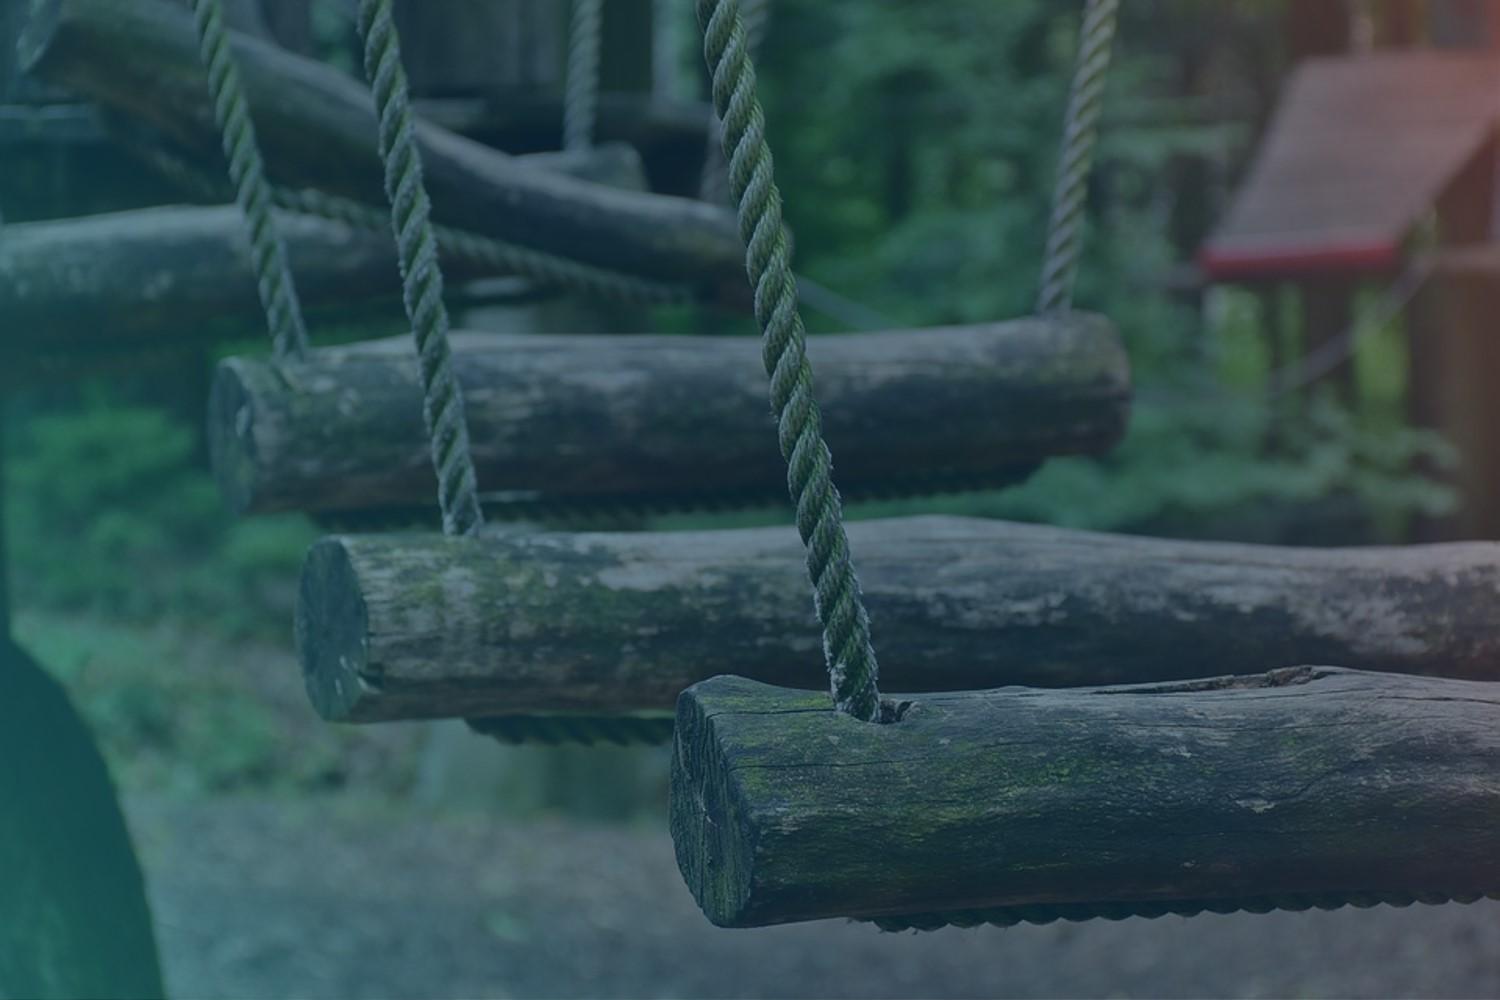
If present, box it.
[3,0,1500,961]
[1204,0,1500,539]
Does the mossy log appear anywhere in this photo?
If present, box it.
[212,313,1129,514]
[294,514,1500,724]
[0,204,513,358]
[671,669,1500,928]
[19,0,745,291]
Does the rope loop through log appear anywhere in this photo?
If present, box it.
[697,0,883,722]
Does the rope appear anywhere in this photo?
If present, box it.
[564,0,604,152]
[356,0,483,538]
[272,187,693,306]
[697,0,883,722]
[1267,259,1430,398]
[109,123,692,307]
[868,888,1498,933]
[188,0,309,360]
[698,0,771,204]
[1036,0,1120,315]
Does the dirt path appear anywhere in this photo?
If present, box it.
[124,793,1500,999]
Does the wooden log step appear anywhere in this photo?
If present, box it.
[213,313,1129,515]
[670,669,1500,928]
[0,205,513,355]
[19,0,746,293]
[293,515,1500,725]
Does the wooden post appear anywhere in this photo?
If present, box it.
[19,0,746,291]
[671,669,1500,928]
[1407,253,1500,539]
[1299,276,1357,397]
[392,0,561,100]
[210,315,1131,514]
[1287,0,1351,60]
[294,515,1500,724]
[258,0,312,54]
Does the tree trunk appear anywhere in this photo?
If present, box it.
[210,314,1130,514]
[294,514,1500,724]
[671,669,1500,928]
[19,0,746,291]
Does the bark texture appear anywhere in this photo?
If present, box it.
[295,514,1500,723]
[215,314,1129,514]
[671,669,1500,927]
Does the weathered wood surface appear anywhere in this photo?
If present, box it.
[214,313,1129,514]
[294,514,1500,724]
[671,669,1500,928]
[0,204,499,354]
[19,0,745,290]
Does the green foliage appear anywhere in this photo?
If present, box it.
[14,611,420,796]
[732,0,1455,541]
[7,401,317,637]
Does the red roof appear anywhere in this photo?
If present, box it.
[1202,52,1500,282]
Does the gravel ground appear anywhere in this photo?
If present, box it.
[125,793,1500,999]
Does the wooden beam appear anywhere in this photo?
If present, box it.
[293,515,1500,724]
[18,0,746,292]
[213,314,1129,515]
[670,669,1500,928]
[0,204,531,356]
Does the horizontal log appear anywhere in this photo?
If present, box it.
[213,313,1129,514]
[671,669,1500,928]
[0,205,501,354]
[19,0,745,290]
[294,515,1500,724]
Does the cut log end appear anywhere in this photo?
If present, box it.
[207,359,261,515]
[670,671,1500,928]
[295,537,373,723]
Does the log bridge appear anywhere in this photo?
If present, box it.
[19,0,746,293]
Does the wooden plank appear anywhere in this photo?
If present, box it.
[670,669,1500,928]
[213,314,1129,514]
[294,515,1500,724]
[19,0,746,291]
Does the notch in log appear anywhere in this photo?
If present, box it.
[212,313,1130,515]
[670,670,1500,928]
[294,515,1500,725]
[19,0,745,291]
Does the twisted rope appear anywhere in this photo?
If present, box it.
[188,0,309,360]
[698,0,771,204]
[356,0,483,538]
[1036,0,1119,315]
[273,187,692,306]
[697,0,882,722]
[868,888,1499,933]
[564,0,604,152]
